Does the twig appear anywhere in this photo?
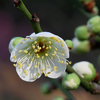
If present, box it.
[14,0,42,33]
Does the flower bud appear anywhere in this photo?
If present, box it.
[65,40,73,51]
[9,37,23,53]
[92,6,99,16]
[62,73,80,90]
[72,61,96,82]
[40,82,54,94]
[72,37,90,54]
[53,96,68,100]
[75,25,89,40]
[87,16,100,34]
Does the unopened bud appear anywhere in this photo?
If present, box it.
[62,73,80,90]
[9,37,23,53]
[72,61,96,82]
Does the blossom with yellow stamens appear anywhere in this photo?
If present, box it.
[10,32,69,82]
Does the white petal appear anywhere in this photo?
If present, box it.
[16,59,42,82]
[47,58,66,78]
[10,38,33,62]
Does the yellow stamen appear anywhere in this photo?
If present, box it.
[66,62,68,65]
[62,53,65,56]
[24,38,27,41]
[46,47,49,49]
[58,61,61,63]
[55,48,58,51]
[41,70,43,74]
[29,53,31,56]
[33,45,35,49]
[49,46,51,49]
[34,65,38,68]
[13,64,16,67]
[69,61,72,65]
[49,41,51,44]
[34,41,37,44]
[32,59,34,61]
[54,51,57,54]
[38,62,40,65]
[25,73,28,76]
[20,41,24,44]
[52,54,55,56]
[54,66,57,69]
[34,49,38,53]
[45,74,48,77]
[42,56,44,59]
[30,37,33,39]
[47,72,51,74]
[60,39,63,43]
[62,51,65,53]
[42,39,45,42]
[37,73,40,76]
[19,50,22,53]
[61,61,64,64]
[13,56,16,59]
[37,54,40,58]
[61,44,63,47]
[17,62,22,69]
[28,64,30,66]
[51,57,53,59]
[45,53,48,56]
[24,50,28,54]
[46,65,49,68]
[42,45,45,49]
[54,69,57,72]
[24,70,27,73]
[33,77,36,79]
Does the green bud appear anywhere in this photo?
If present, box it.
[91,22,100,34]
[40,82,52,94]
[75,25,89,40]
[93,6,99,16]
[72,37,90,54]
[62,73,80,90]
[52,96,67,100]
[9,37,23,53]
[72,61,96,82]
[87,16,100,34]
[65,40,73,51]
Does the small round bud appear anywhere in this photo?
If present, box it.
[75,25,89,40]
[40,82,53,94]
[72,37,90,54]
[62,73,80,90]
[92,6,99,16]
[91,22,100,34]
[65,40,73,51]
[87,16,100,34]
[53,96,68,100]
[9,37,23,53]
[72,61,96,82]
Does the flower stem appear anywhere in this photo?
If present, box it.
[14,0,42,33]
[51,79,76,100]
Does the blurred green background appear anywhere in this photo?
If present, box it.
[0,0,100,100]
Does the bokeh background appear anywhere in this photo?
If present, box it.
[0,0,100,100]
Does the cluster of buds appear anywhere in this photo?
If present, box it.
[78,0,98,15]
[72,16,100,54]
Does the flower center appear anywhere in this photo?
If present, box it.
[33,41,47,53]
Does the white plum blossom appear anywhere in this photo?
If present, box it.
[10,32,69,82]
